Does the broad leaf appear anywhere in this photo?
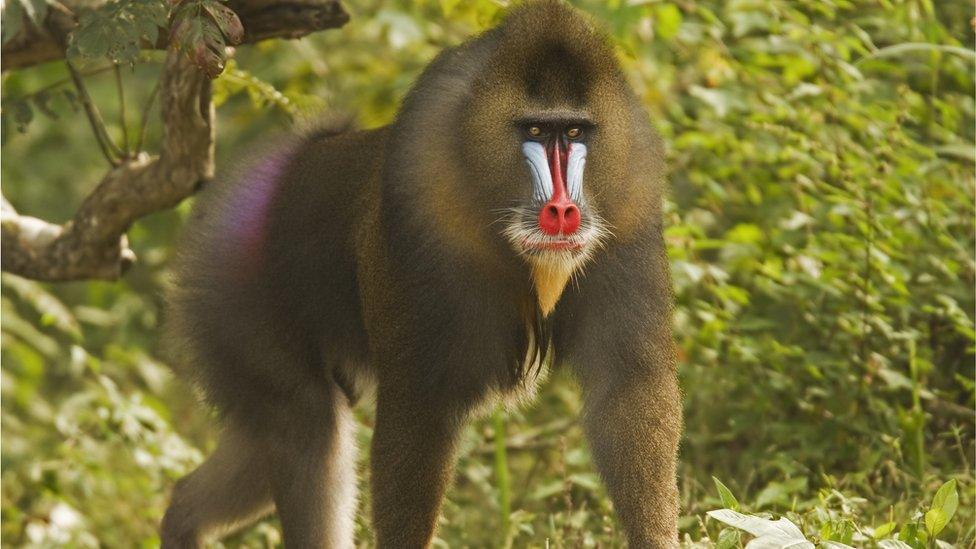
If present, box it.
[931,479,959,522]
[716,527,740,549]
[707,509,814,549]
[873,522,897,539]
[924,508,948,538]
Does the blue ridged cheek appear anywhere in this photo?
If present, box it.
[521,141,587,203]
[566,143,586,203]
[521,141,553,202]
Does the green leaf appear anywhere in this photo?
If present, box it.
[8,99,34,132]
[899,522,922,546]
[439,0,461,16]
[858,43,976,64]
[715,527,740,549]
[215,62,299,116]
[712,477,740,511]
[873,522,897,539]
[934,144,976,164]
[726,223,764,245]
[653,4,682,40]
[930,479,959,522]
[68,0,169,64]
[2,276,81,340]
[2,1,26,46]
[755,477,808,509]
[924,508,947,538]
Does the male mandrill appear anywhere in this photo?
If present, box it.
[161,1,681,547]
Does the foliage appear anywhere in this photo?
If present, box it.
[1,0,973,547]
[1,0,49,47]
[704,478,961,548]
[1,0,240,143]
[168,0,244,77]
[67,0,170,66]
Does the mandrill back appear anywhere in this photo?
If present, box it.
[165,126,388,427]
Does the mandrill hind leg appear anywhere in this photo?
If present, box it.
[161,424,274,549]
[162,381,359,548]
[267,381,359,549]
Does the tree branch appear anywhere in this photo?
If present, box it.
[2,48,214,281]
[66,59,125,166]
[115,63,130,155]
[1,1,347,281]
[136,77,161,152]
[2,0,349,72]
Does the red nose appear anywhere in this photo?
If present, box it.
[539,199,581,235]
[538,138,581,236]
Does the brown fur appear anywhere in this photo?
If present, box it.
[161,2,679,547]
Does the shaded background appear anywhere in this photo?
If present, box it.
[2,0,974,546]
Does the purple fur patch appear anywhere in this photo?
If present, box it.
[217,144,296,268]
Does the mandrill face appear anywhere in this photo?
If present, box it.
[454,25,645,313]
[458,74,622,314]
[457,43,627,301]
[502,113,608,272]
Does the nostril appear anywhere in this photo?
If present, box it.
[538,204,562,235]
[562,205,581,234]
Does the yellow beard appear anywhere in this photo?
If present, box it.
[532,261,574,317]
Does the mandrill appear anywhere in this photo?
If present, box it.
[161,1,681,547]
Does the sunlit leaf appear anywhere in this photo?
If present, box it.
[930,479,959,524]
[873,522,897,539]
[924,508,948,538]
[653,4,682,40]
[707,509,814,549]
[713,477,740,511]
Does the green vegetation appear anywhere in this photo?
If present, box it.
[2,0,973,547]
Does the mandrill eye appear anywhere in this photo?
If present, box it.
[527,126,543,138]
[566,126,583,140]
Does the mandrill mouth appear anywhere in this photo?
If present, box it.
[527,239,584,251]
[500,205,610,265]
